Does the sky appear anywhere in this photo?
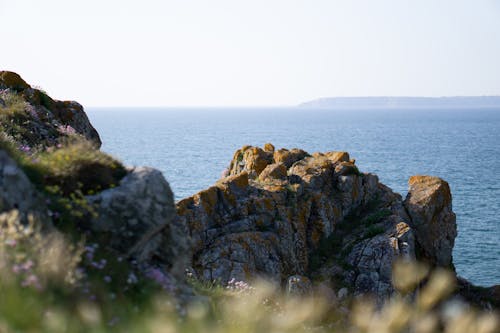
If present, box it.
[1,0,500,107]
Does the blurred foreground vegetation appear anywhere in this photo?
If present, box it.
[1,208,498,333]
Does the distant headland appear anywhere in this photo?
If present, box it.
[299,96,500,109]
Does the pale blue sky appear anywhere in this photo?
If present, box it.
[1,0,499,106]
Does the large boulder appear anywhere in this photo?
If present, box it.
[404,176,457,268]
[87,167,190,278]
[0,149,48,225]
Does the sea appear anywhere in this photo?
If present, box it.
[86,107,500,287]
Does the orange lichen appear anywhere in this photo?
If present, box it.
[396,222,411,238]
[263,143,275,152]
[324,151,350,163]
[176,197,195,216]
[198,186,219,214]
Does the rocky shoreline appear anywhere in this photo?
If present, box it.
[1,71,499,315]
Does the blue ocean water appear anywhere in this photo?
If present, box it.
[87,107,500,287]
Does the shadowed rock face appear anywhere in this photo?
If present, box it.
[0,71,101,148]
[404,176,457,268]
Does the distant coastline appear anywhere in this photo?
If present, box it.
[299,96,500,109]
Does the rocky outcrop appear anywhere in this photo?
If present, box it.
[87,167,190,279]
[175,144,480,303]
[0,149,48,225]
[0,71,101,148]
[177,144,422,300]
[404,176,457,268]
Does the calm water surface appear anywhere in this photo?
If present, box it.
[87,107,500,286]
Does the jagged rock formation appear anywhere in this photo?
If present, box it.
[0,71,101,148]
[176,144,463,301]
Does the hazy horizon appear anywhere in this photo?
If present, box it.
[83,95,500,109]
[1,0,500,106]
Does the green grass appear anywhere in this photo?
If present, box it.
[33,141,127,196]
[0,136,126,196]
[0,91,26,117]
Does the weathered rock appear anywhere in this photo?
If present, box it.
[334,161,359,176]
[0,71,101,148]
[313,151,350,164]
[404,176,457,268]
[177,144,407,292]
[53,100,101,145]
[228,146,273,178]
[456,277,500,310]
[263,142,275,152]
[273,148,309,168]
[176,145,468,303]
[0,71,30,91]
[344,218,416,299]
[87,167,190,278]
[258,163,287,182]
[0,149,48,225]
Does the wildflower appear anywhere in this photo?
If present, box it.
[25,104,39,119]
[226,278,255,294]
[104,276,112,283]
[4,238,17,247]
[19,145,31,153]
[12,264,22,274]
[22,259,34,271]
[21,274,42,290]
[57,124,77,135]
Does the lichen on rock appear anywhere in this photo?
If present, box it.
[404,175,457,268]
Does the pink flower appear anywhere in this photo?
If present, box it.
[57,124,77,136]
[21,274,42,290]
[22,260,34,271]
[19,145,31,153]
